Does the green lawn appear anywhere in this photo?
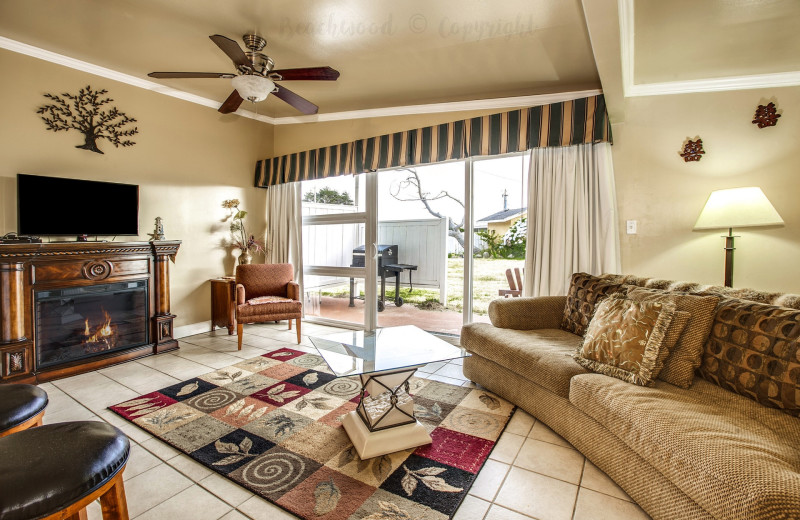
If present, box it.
[321,258,524,315]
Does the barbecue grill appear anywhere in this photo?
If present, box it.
[349,244,417,312]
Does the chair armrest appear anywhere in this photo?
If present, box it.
[487,296,567,330]
[236,284,246,305]
[287,281,300,301]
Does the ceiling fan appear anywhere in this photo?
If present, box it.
[148,34,339,115]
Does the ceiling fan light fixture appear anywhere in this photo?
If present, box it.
[231,74,274,102]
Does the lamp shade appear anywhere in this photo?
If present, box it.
[231,75,275,102]
[694,187,784,230]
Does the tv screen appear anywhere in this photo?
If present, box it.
[17,174,139,237]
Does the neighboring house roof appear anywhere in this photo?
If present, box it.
[476,207,527,224]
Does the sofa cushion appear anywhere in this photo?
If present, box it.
[569,373,800,520]
[461,323,586,398]
[625,288,719,389]
[560,273,624,336]
[574,297,676,386]
[699,298,800,417]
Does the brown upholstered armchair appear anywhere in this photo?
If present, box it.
[235,263,302,350]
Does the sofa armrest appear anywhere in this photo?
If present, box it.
[236,284,246,305]
[487,296,567,330]
[287,281,300,301]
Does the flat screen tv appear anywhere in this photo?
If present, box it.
[17,174,139,239]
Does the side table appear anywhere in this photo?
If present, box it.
[210,277,236,335]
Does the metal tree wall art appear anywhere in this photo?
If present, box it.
[37,85,138,154]
[680,138,705,162]
[752,102,781,128]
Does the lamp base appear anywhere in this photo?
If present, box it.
[722,228,738,288]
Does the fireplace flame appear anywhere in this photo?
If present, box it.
[83,309,118,351]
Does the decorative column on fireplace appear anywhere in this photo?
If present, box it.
[0,241,180,383]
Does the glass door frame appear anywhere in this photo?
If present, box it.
[302,172,378,331]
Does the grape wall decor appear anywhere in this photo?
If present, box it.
[680,138,705,162]
[752,102,781,129]
[37,85,138,154]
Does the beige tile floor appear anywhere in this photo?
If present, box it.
[39,322,650,520]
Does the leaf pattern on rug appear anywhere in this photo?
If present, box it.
[176,381,199,397]
[114,397,169,418]
[313,478,341,515]
[478,393,501,410]
[266,384,301,403]
[363,501,412,520]
[239,359,272,371]
[212,436,257,466]
[414,402,443,420]
[302,372,319,386]
[271,352,293,357]
[212,370,243,383]
[336,447,393,482]
[295,396,333,411]
[400,465,463,497]
[141,408,196,429]
[264,412,297,437]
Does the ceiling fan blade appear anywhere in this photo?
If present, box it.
[270,66,340,81]
[209,34,250,68]
[272,85,319,115]
[218,90,244,114]
[148,72,234,79]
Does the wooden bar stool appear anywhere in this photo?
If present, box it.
[0,421,130,520]
[0,383,48,438]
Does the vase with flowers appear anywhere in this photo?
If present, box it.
[222,199,266,265]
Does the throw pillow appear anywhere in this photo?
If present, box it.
[625,288,720,388]
[561,273,625,336]
[698,298,800,417]
[573,297,676,386]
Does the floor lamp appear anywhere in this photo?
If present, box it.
[694,187,784,287]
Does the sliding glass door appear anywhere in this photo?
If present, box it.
[300,152,529,335]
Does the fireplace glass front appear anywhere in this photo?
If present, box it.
[35,280,149,369]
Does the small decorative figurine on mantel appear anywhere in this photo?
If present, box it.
[148,217,165,241]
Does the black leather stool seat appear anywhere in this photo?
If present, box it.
[0,384,48,432]
[0,421,130,520]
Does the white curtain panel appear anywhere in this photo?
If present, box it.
[265,182,304,295]
[523,142,621,297]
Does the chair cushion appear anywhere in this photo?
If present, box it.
[237,300,302,320]
[235,263,294,299]
[569,374,800,520]
[461,323,587,398]
[0,384,48,432]
[0,421,130,520]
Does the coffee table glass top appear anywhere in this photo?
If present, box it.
[309,325,469,377]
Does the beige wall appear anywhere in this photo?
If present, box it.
[0,49,273,329]
[611,87,800,293]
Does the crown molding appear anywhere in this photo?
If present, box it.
[617,0,800,97]
[1,35,601,125]
[0,36,276,124]
[268,90,603,125]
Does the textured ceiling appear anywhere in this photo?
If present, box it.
[0,0,600,117]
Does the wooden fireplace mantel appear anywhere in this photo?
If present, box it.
[0,240,181,383]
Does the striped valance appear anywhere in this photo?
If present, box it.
[255,94,610,187]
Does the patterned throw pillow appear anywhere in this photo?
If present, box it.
[698,298,800,417]
[561,273,625,336]
[573,297,676,386]
[625,288,720,389]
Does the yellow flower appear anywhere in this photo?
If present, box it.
[221,199,240,209]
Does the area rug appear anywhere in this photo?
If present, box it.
[110,347,514,520]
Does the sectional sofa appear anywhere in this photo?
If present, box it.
[461,274,800,520]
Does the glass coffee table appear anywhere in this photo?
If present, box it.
[309,325,470,459]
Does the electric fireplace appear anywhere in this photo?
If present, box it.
[35,281,149,369]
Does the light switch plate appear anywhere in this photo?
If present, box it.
[626,220,638,235]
